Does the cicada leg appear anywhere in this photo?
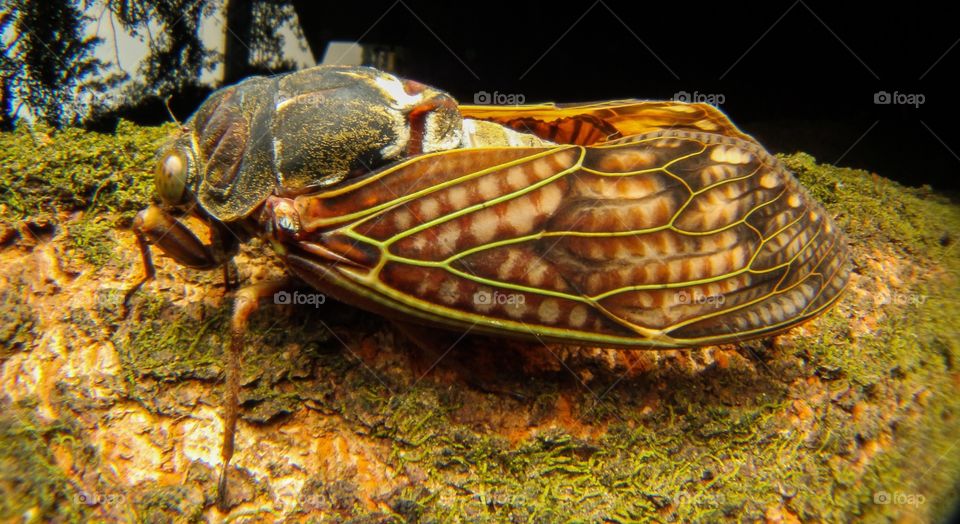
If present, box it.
[218,277,297,511]
[125,204,237,313]
[126,205,291,509]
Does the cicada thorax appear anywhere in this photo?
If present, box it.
[183,66,463,223]
[265,129,851,348]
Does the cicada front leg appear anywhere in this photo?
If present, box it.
[128,204,298,510]
[126,204,239,308]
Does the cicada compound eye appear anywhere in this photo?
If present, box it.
[154,150,189,205]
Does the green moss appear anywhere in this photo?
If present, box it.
[111,239,959,521]
[0,403,91,523]
[111,287,337,423]
[112,292,229,385]
[0,120,174,224]
[65,214,120,266]
[781,152,960,522]
[782,152,958,257]
[132,485,205,524]
[0,274,35,360]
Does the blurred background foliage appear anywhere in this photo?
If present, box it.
[0,0,300,130]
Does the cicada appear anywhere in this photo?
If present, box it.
[131,65,851,509]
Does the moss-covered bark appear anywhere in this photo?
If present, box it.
[0,123,958,522]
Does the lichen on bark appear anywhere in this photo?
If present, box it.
[0,122,958,522]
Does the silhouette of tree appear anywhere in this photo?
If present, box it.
[1,0,116,128]
[224,0,298,83]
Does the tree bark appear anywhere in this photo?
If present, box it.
[1,123,959,522]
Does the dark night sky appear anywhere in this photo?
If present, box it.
[300,1,960,193]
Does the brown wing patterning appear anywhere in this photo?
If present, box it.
[280,129,850,348]
[459,100,756,145]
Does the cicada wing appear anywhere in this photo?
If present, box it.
[542,130,851,345]
[459,100,754,146]
[286,130,849,348]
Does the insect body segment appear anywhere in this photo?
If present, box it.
[262,129,850,349]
